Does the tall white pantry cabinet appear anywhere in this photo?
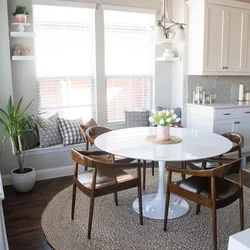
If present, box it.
[187,0,250,75]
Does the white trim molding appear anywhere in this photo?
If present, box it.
[32,0,97,9]
[102,4,157,14]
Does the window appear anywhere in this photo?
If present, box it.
[33,5,96,120]
[104,10,155,123]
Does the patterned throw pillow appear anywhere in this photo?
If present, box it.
[57,117,84,145]
[37,114,63,148]
[80,118,97,140]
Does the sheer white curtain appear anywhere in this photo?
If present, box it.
[33,4,96,120]
[104,9,155,123]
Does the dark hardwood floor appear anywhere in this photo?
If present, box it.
[3,163,250,250]
[3,176,73,250]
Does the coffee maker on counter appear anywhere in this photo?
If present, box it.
[192,86,212,105]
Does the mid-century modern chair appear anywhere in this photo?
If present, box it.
[163,158,245,250]
[71,149,143,239]
[187,132,244,170]
[84,125,145,185]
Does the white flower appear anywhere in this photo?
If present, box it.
[176,118,181,122]
[170,109,175,114]
[172,114,177,120]
[161,109,166,114]
[149,116,155,122]
[158,111,162,116]
[166,110,170,115]
[151,108,156,114]
[166,118,171,123]
[159,119,165,125]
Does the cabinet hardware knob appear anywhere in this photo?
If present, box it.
[245,112,250,114]
[223,113,231,115]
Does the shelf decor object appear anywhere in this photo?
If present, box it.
[150,0,187,44]
[12,5,29,24]
[11,23,30,32]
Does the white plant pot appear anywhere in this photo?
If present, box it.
[11,167,36,192]
[15,14,27,23]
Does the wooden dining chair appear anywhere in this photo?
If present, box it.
[187,132,244,171]
[71,149,143,239]
[164,157,245,250]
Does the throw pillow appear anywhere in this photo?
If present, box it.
[57,117,84,145]
[80,118,97,140]
[37,114,63,148]
[124,110,150,128]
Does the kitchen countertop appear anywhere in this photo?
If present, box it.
[186,101,250,109]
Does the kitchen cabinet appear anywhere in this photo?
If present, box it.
[187,0,250,75]
[186,103,250,152]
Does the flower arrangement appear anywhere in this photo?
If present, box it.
[149,109,181,126]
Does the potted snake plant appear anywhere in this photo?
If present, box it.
[0,96,42,192]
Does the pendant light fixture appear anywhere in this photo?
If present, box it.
[150,0,187,44]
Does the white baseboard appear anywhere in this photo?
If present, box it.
[2,164,86,186]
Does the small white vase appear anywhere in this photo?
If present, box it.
[156,126,170,140]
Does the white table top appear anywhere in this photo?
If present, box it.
[95,127,233,162]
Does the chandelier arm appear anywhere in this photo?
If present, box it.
[163,23,178,32]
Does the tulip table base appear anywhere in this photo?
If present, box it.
[132,160,189,220]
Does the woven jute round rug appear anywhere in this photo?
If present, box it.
[41,170,250,250]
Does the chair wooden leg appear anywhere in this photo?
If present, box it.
[88,195,95,239]
[181,161,186,180]
[114,192,118,206]
[143,160,146,191]
[196,204,201,215]
[152,161,154,176]
[239,191,244,231]
[85,166,88,171]
[71,181,77,220]
[211,205,217,250]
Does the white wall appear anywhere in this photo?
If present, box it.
[0,0,18,175]
[171,0,188,125]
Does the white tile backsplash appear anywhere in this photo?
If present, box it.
[187,76,250,102]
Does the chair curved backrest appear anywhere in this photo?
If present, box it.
[221,132,244,157]
[85,126,112,150]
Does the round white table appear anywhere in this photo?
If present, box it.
[95,127,232,220]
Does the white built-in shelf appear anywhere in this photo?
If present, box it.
[156,57,181,62]
[151,38,174,45]
[12,56,35,61]
[10,32,35,38]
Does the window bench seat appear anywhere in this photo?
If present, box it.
[2,142,99,186]
[25,142,88,156]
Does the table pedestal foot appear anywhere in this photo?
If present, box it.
[133,193,189,220]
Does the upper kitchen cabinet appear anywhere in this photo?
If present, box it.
[187,0,250,75]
